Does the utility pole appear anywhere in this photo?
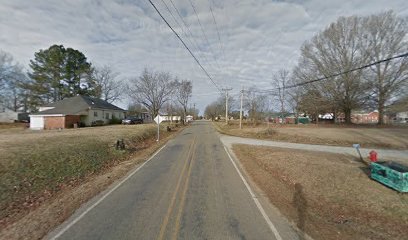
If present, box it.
[239,86,244,129]
[222,88,232,124]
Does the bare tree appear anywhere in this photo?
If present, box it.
[204,97,224,121]
[286,78,304,123]
[362,11,408,124]
[0,50,29,111]
[272,69,290,122]
[388,95,408,114]
[127,102,146,115]
[162,101,182,122]
[245,87,268,125]
[0,51,11,92]
[297,88,334,123]
[94,65,123,103]
[174,80,192,123]
[128,68,176,117]
[295,15,370,123]
[188,105,199,119]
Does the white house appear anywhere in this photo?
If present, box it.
[186,115,194,122]
[396,111,408,123]
[29,95,126,130]
[160,115,181,122]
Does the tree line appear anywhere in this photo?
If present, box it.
[127,68,194,122]
[205,11,408,125]
[0,45,193,121]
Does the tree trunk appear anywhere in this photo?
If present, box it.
[377,93,385,125]
[295,112,299,125]
[183,106,187,125]
[344,108,352,124]
[13,94,18,112]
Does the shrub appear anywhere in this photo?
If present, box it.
[109,116,122,125]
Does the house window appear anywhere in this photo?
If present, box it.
[94,111,98,117]
[106,113,110,119]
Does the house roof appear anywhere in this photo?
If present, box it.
[32,95,124,115]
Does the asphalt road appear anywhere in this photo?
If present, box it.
[48,121,297,240]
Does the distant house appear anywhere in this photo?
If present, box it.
[0,105,29,123]
[396,111,408,123]
[29,95,126,130]
[352,111,379,124]
[160,115,181,122]
[335,110,389,124]
[186,115,194,122]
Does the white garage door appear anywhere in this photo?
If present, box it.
[30,116,44,130]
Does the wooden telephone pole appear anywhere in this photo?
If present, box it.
[240,86,244,129]
[222,88,232,124]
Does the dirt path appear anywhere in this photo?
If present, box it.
[220,134,408,163]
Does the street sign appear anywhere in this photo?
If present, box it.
[154,114,163,142]
[154,115,164,124]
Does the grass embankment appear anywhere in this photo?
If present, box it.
[214,121,408,150]
[0,123,27,130]
[0,124,178,229]
[233,144,408,240]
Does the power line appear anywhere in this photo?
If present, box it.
[159,0,214,71]
[207,0,232,88]
[147,0,221,92]
[188,0,223,71]
[168,0,197,44]
[208,1,227,64]
[159,0,184,34]
[287,52,408,89]
[166,0,221,79]
[251,52,408,93]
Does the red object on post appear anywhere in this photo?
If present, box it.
[369,150,378,162]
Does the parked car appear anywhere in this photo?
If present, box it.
[122,116,143,124]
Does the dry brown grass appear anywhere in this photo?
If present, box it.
[215,121,408,149]
[0,123,180,233]
[0,123,27,130]
[233,144,408,240]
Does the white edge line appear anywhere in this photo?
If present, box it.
[50,144,167,240]
[223,145,283,240]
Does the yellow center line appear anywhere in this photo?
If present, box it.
[157,137,196,240]
[171,138,197,240]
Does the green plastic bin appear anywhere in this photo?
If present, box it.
[370,161,408,193]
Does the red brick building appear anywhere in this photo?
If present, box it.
[336,111,388,124]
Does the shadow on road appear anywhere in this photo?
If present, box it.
[293,183,307,240]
